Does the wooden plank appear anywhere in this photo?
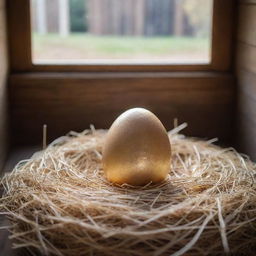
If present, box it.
[87,0,95,34]
[9,72,234,145]
[237,4,256,45]
[7,0,32,71]
[134,0,145,35]
[237,70,256,100]
[236,113,256,161]
[236,71,256,125]
[0,0,8,173]
[236,70,256,160]
[126,0,134,35]
[211,0,234,71]
[235,1,256,160]
[111,0,120,34]
[46,0,59,33]
[0,4,7,78]
[30,63,213,72]
[236,42,256,74]
[238,91,256,124]
[173,0,183,36]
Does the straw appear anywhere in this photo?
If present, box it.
[0,125,256,256]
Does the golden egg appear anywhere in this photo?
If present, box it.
[102,108,171,186]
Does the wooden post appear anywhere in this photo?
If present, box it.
[37,0,47,34]
[58,0,70,37]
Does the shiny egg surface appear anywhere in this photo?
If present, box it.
[102,108,171,186]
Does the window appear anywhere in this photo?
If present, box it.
[8,0,233,72]
[31,0,213,65]
[8,0,235,145]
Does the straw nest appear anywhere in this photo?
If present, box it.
[1,125,256,256]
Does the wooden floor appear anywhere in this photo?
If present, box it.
[0,146,39,256]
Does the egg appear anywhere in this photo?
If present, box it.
[102,108,171,186]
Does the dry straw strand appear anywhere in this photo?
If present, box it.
[1,125,256,256]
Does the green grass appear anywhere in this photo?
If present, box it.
[33,33,209,60]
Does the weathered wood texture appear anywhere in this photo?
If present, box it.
[236,3,256,160]
[0,0,8,171]
[9,72,234,145]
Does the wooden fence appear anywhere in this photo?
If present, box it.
[87,0,186,36]
[32,0,190,36]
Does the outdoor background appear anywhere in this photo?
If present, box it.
[31,0,212,63]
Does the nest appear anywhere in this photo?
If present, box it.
[1,125,256,256]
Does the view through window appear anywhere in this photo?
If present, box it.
[31,0,213,64]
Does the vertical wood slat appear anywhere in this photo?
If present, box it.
[135,0,145,35]
[46,0,59,33]
[211,0,234,71]
[112,0,119,34]
[236,71,256,160]
[87,0,94,34]
[0,0,8,171]
[89,0,101,34]
[236,42,256,74]
[7,0,32,71]
[236,1,256,160]
[36,0,47,34]
[101,0,106,34]
[127,0,134,35]
[87,0,178,36]
[237,4,256,45]
[173,0,183,36]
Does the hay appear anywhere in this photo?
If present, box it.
[1,125,256,256]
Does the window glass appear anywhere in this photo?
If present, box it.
[31,0,213,64]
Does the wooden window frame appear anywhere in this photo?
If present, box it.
[7,0,234,73]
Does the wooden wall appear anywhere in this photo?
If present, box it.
[0,0,8,170]
[236,0,256,159]
[9,72,234,146]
